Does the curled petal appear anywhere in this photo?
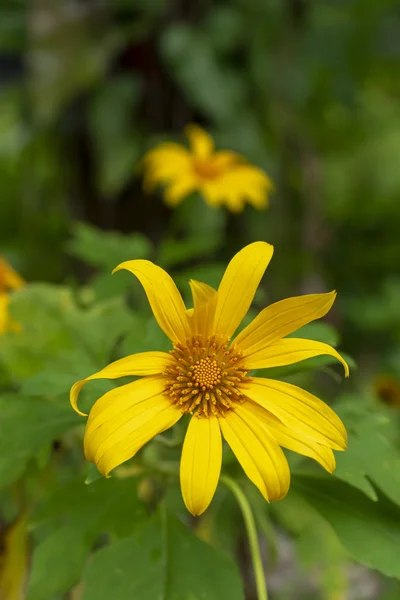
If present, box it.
[180,415,222,516]
[113,260,190,344]
[70,352,173,416]
[235,291,337,356]
[245,337,349,376]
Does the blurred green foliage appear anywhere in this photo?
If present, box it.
[1,0,400,599]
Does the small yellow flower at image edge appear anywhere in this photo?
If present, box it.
[142,124,274,212]
[0,257,25,335]
[70,242,349,516]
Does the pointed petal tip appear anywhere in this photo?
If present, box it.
[70,381,88,417]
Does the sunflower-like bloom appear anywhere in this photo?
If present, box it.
[0,257,24,334]
[142,125,273,212]
[71,243,348,516]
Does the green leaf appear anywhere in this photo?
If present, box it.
[85,463,103,485]
[26,527,89,600]
[334,412,400,504]
[34,477,146,539]
[89,75,142,196]
[67,222,152,270]
[0,395,79,488]
[161,24,246,122]
[158,235,219,269]
[292,474,400,579]
[20,371,78,397]
[81,510,245,600]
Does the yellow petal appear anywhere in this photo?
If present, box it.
[213,242,274,339]
[245,378,347,450]
[0,258,25,291]
[235,291,337,356]
[245,337,349,376]
[186,280,218,337]
[189,280,217,309]
[185,124,214,158]
[0,513,28,600]
[246,401,336,473]
[95,395,182,476]
[164,175,197,207]
[0,293,10,334]
[212,150,241,169]
[113,260,190,344]
[198,181,223,208]
[219,405,290,501]
[84,376,167,460]
[180,415,222,516]
[70,351,173,416]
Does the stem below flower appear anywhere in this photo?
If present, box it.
[221,475,268,600]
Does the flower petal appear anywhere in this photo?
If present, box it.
[84,375,166,462]
[213,242,274,339]
[180,415,222,516]
[189,280,217,309]
[0,258,25,290]
[186,280,218,337]
[245,337,349,376]
[113,260,190,344]
[142,143,192,190]
[164,175,197,207]
[245,400,336,473]
[0,293,10,334]
[219,405,290,501]
[185,124,214,158]
[70,351,173,416]
[235,291,337,356]
[94,395,182,476]
[245,378,347,450]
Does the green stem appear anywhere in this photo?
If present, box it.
[221,475,268,600]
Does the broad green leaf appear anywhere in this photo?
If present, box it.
[89,75,142,195]
[158,235,219,269]
[334,412,400,504]
[26,527,89,600]
[81,510,245,600]
[34,476,146,539]
[292,475,400,579]
[67,222,152,270]
[20,371,78,397]
[0,395,80,488]
[161,24,246,122]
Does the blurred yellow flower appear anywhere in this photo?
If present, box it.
[71,242,348,516]
[0,257,24,334]
[374,375,400,407]
[142,125,273,212]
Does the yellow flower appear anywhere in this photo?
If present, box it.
[374,375,400,407]
[71,242,348,516]
[142,125,273,212]
[0,257,24,335]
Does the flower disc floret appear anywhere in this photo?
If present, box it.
[165,335,249,417]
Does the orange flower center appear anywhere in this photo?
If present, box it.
[164,335,249,417]
[192,159,222,180]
